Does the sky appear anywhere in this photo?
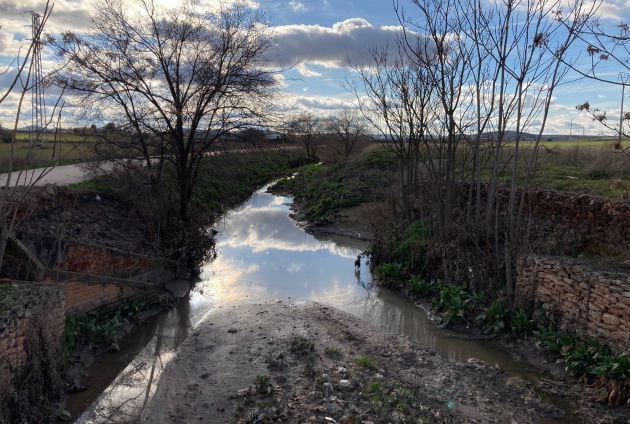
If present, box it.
[1,0,630,135]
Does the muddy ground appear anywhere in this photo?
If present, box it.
[141,301,614,424]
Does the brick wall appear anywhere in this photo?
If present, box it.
[62,280,141,315]
[0,283,65,393]
[516,255,630,353]
[57,244,154,276]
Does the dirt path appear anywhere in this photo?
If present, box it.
[141,301,577,423]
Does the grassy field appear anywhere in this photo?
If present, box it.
[539,139,630,149]
[0,137,97,173]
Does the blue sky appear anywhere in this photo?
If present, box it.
[1,0,630,135]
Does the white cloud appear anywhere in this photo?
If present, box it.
[268,18,411,69]
[295,63,322,78]
[288,0,307,12]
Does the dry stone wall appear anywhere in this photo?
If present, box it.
[516,255,630,353]
[0,283,65,393]
[443,183,630,256]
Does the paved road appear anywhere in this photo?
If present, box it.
[0,163,90,187]
[0,146,302,187]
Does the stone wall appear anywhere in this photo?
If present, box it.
[516,255,630,353]
[0,283,65,393]
[445,183,630,256]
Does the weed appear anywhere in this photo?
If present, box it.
[289,335,314,356]
[366,381,387,414]
[477,300,507,334]
[324,346,343,359]
[365,149,398,169]
[510,308,535,336]
[392,221,429,271]
[565,341,611,378]
[407,275,432,297]
[254,375,272,394]
[533,326,575,354]
[303,359,317,378]
[433,283,472,325]
[356,355,377,370]
[375,262,403,286]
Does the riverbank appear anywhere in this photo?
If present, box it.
[143,301,590,423]
[270,157,630,421]
[0,149,311,423]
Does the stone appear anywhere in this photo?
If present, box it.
[338,379,352,389]
[237,388,250,396]
[602,313,621,326]
[323,382,334,397]
[58,410,72,421]
[336,367,347,374]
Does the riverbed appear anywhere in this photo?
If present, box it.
[69,184,590,423]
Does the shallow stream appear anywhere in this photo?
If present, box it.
[69,184,576,423]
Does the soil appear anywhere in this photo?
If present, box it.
[141,301,593,424]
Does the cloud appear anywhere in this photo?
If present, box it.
[270,92,355,114]
[295,63,322,77]
[288,0,307,12]
[595,0,630,20]
[268,18,410,69]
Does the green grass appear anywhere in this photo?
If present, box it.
[355,355,378,370]
[539,139,630,149]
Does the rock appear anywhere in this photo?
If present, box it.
[338,380,352,389]
[237,388,250,396]
[336,367,347,374]
[57,410,72,421]
[227,328,238,334]
[323,382,334,397]
[374,373,384,379]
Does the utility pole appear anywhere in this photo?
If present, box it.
[30,12,46,148]
[619,72,629,148]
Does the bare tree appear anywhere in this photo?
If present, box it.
[326,109,364,162]
[287,113,324,158]
[352,0,599,292]
[53,0,275,221]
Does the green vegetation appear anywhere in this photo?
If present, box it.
[62,299,145,356]
[254,374,272,394]
[510,307,535,336]
[473,144,630,198]
[273,148,395,223]
[374,262,403,286]
[355,355,377,370]
[69,177,115,195]
[476,300,508,334]
[195,151,312,214]
[365,381,445,422]
[407,275,432,297]
[534,325,629,405]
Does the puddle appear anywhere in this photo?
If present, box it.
[70,184,578,423]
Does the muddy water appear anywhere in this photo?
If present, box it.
[71,184,571,422]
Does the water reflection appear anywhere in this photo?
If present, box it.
[71,184,545,422]
[72,294,212,423]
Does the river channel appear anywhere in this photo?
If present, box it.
[69,183,575,423]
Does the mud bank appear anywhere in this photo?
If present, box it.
[142,301,583,423]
